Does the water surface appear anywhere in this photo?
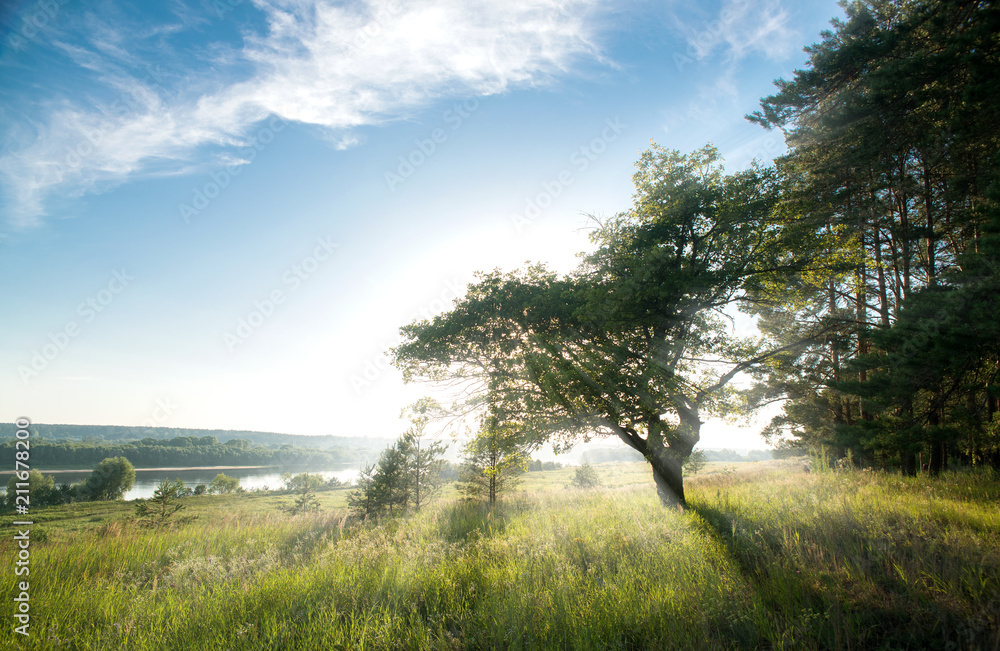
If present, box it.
[3,465,363,500]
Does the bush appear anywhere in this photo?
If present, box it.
[5,470,62,508]
[83,457,136,501]
[209,473,240,494]
[347,432,449,517]
[571,463,601,489]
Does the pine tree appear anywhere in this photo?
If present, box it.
[399,398,448,512]
[746,0,1000,469]
[134,479,190,527]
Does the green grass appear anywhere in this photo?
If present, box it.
[2,462,998,649]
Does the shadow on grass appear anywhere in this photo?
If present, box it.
[434,499,520,544]
[689,501,993,650]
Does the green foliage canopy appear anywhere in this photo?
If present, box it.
[84,457,136,501]
[458,416,531,505]
[209,473,240,494]
[395,144,800,506]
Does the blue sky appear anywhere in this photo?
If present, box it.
[0,0,843,449]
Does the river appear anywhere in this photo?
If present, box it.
[3,465,364,500]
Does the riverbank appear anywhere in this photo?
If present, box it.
[19,465,280,474]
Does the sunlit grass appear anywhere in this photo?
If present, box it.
[2,462,998,649]
[686,463,1000,649]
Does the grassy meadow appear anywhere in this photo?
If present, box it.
[2,461,999,650]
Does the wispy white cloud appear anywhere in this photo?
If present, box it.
[0,0,604,226]
[681,0,795,63]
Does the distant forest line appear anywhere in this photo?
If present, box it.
[0,423,393,469]
[579,446,774,465]
[0,422,777,470]
[0,423,393,449]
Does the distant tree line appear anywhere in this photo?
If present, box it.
[527,459,564,472]
[0,422,390,453]
[580,447,770,466]
[702,449,772,463]
[579,447,645,465]
[0,437,356,468]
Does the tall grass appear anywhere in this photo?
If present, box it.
[2,462,998,649]
[687,464,1000,649]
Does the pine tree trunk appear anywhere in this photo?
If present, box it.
[856,196,871,423]
[922,154,936,288]
[929,443,943,475]
[872,219,891,326]
[929,409,943,475]
[901,448,917,476]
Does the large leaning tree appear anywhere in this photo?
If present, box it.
[394,144,808,506]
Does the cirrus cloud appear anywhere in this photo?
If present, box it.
[0,0,605,227]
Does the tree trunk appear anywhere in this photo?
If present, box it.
[928,408,943,475]
[873,226,892,327]
[901,447,917,476]
[649,447,685,507]
[413,439,421,512]
[649,409,700,508]
[922,153,936,288]
[609,400,704,509]
[899,162,912,302]
[929,442,943,475]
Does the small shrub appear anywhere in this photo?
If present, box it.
[571,463,601,489]
[209,473,240,494]
[683,450,708,475]
[135,479,196,528]
[283,473,324,514]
